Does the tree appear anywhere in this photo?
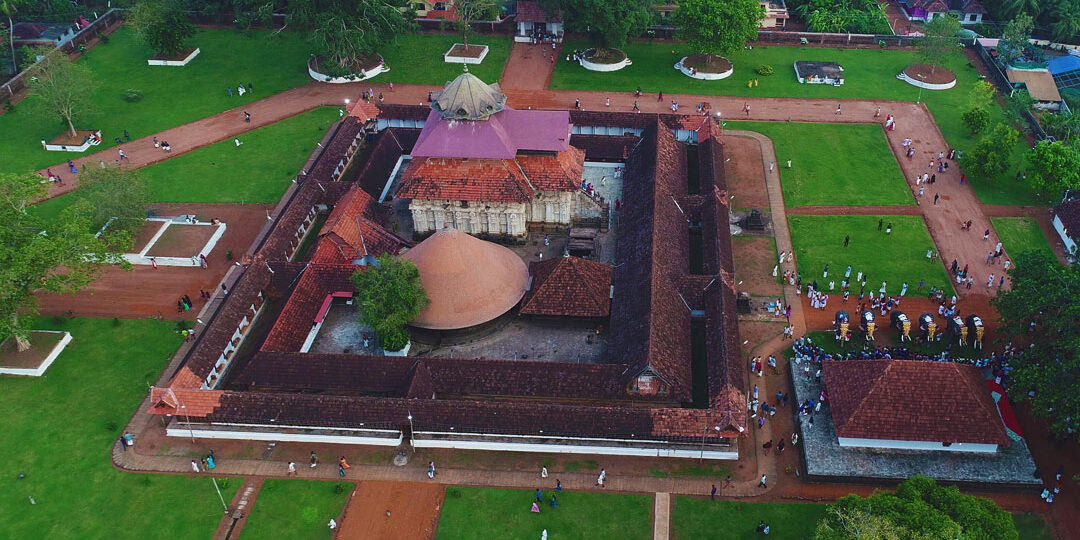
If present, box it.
[962,80,996,134]
[0,173,127,350]
[1041,110,1080,143]
[350,254,428,351]
[1027,140,1080,198]
[797,0,891,34]
[993,250,1080,437]
[1049,0,1080,42]
[310,0,410,76]
[553,0,653,51]
[129,0,196,58]
[73,167,149,244]
[25,46,98,138]
[0,0,27,76]
[918,14,962,74]
[815,476,1018,540]
[959,122,1020,178]
[455,0,497,49]
[673,0,764,61]
[999,12,1033,66]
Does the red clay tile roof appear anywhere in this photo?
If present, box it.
[516,147,586,192]
[149,387,223,417]
[1055,200,1080,239]
[347,100,380,123]
[521,256,612,317]
[515,0,561,22]
[312,185,406,264]
[396,157,536,202]
[824,359,1009,446]
[260,264,358,353]
[609,119,693,401]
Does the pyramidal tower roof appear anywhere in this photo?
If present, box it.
[431,68,507,121]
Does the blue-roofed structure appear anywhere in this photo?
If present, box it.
[1048,55,1080,90]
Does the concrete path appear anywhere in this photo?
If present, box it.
[653,492,670,540]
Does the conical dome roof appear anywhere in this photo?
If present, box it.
[402,227,528,329]
[431,69,507,121]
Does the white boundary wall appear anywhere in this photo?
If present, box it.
[119,217,227,267]
[147,48,200,66]
[0,331,72,377]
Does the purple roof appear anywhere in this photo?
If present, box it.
[410,108,572,159]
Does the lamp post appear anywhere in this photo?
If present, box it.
[179,403,195,444]
[407,412,414,448]
[699,425,722,462]
[211,477,229,514]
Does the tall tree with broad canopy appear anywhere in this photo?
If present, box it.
[547,0,652,51]
[1028,140,1080,199]
[455,0,498,50]
[309,0,411,77]
[999,12,1034,66]
[351,254,428,351]
[815,475,1018,540]
[24,45,97,138]
[0,173,128,350]
[959,122,1020,178]
[673,0,764,63]
[993,250,1080,437]
[129,0,196,58]
[918,14,962,74]
[71,167,150,241]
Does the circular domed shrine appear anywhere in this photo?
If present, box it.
[401,227,529,330]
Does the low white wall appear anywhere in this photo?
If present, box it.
[838,436,997,453]
[896,71,957,90]
[579,52,632,72]
[169,425,404,446]
[147,48,200,66]
[308,57,389,83]
[0,331,72,377]
[41,133,101,153]
[674,57,733,80]
[413,431,739,460]
[120,217,227,267]
[444,44,488,64]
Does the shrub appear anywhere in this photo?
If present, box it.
[122,89,144,102]
[112,317,122,327]
[755,64,774,76]
[334,483,347,494]
[98,33,110,44]
[225,249,234,260]
[878,39,887,48]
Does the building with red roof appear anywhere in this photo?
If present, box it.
[521,255,612,318]
[824,359,1010,452]
[397,71,588,239]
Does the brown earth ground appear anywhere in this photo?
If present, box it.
[36,203,271,319]
[903,64,957,85]
[0,331,64,368]
[145,223,218,257]
[732,236,783,297]
[723,134,771,211]
[501,41,560,91]
[337,481,444,540]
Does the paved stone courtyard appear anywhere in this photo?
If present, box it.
[310,301,379,354]
[422,317,607,362]
[788,358,1040,485]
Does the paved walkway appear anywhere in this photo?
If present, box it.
[501,41,561,90]
[653,492,670,540]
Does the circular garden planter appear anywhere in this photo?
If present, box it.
[308,56,389,84]
[896,64,957,90]
[675,54,733,80]
[578,48,632,72]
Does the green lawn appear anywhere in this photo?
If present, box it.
[672,499,827,540]
[28,107,338,220]
[0,317,238,539]
[727,121,911,206]
[239,480,352,540]
[378,33,511,86]
[1013,512,1053,540]
[435,487,652,540]
[788,215,955,296]
[990,217,1056,260]
[0,26,313,175]
[551,41,1036,205]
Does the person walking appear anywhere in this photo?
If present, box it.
[933,193,940,205]
[287,461,296,475]
[597,468,606,487]
[843,235,850,247]
[191,460,200,473]
[244,111,251,123]
[310,451,319,468]
[759,474,767,488]
[835,104,842,115]
[878,218,883,231]
[711,484,717,500]
[428,461,437,479]
[118,149,127,161]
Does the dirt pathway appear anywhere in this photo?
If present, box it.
[500,41,559,90]
[336,481,444,540]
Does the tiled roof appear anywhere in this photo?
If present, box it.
[824,360,1009,446]
[231,352,629,399]
[515,0,561,22]
[521,256,611,317]
[149,387,223,416]
[312,185,406,264]
[352,128,419,199]
[396,157,536,202]
[347,100,381,123]
[569,134,638,161]
[609,119,693,401]
[516,147,586,191]
[1054,200,1080,238]
[260,264,358,353]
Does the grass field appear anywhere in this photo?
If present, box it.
[1013,512,1054,540]
[788,215,955,296]
[672,499,827,540]
[28,107,338,222]
[378,33,511,86]
[551,41,1035,205]
[239,480,352,540]
[0,317,237,540]
[727,121,911,206]
[990,217,1056,261]
[0,26,314,175]
[435,487,652,540]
